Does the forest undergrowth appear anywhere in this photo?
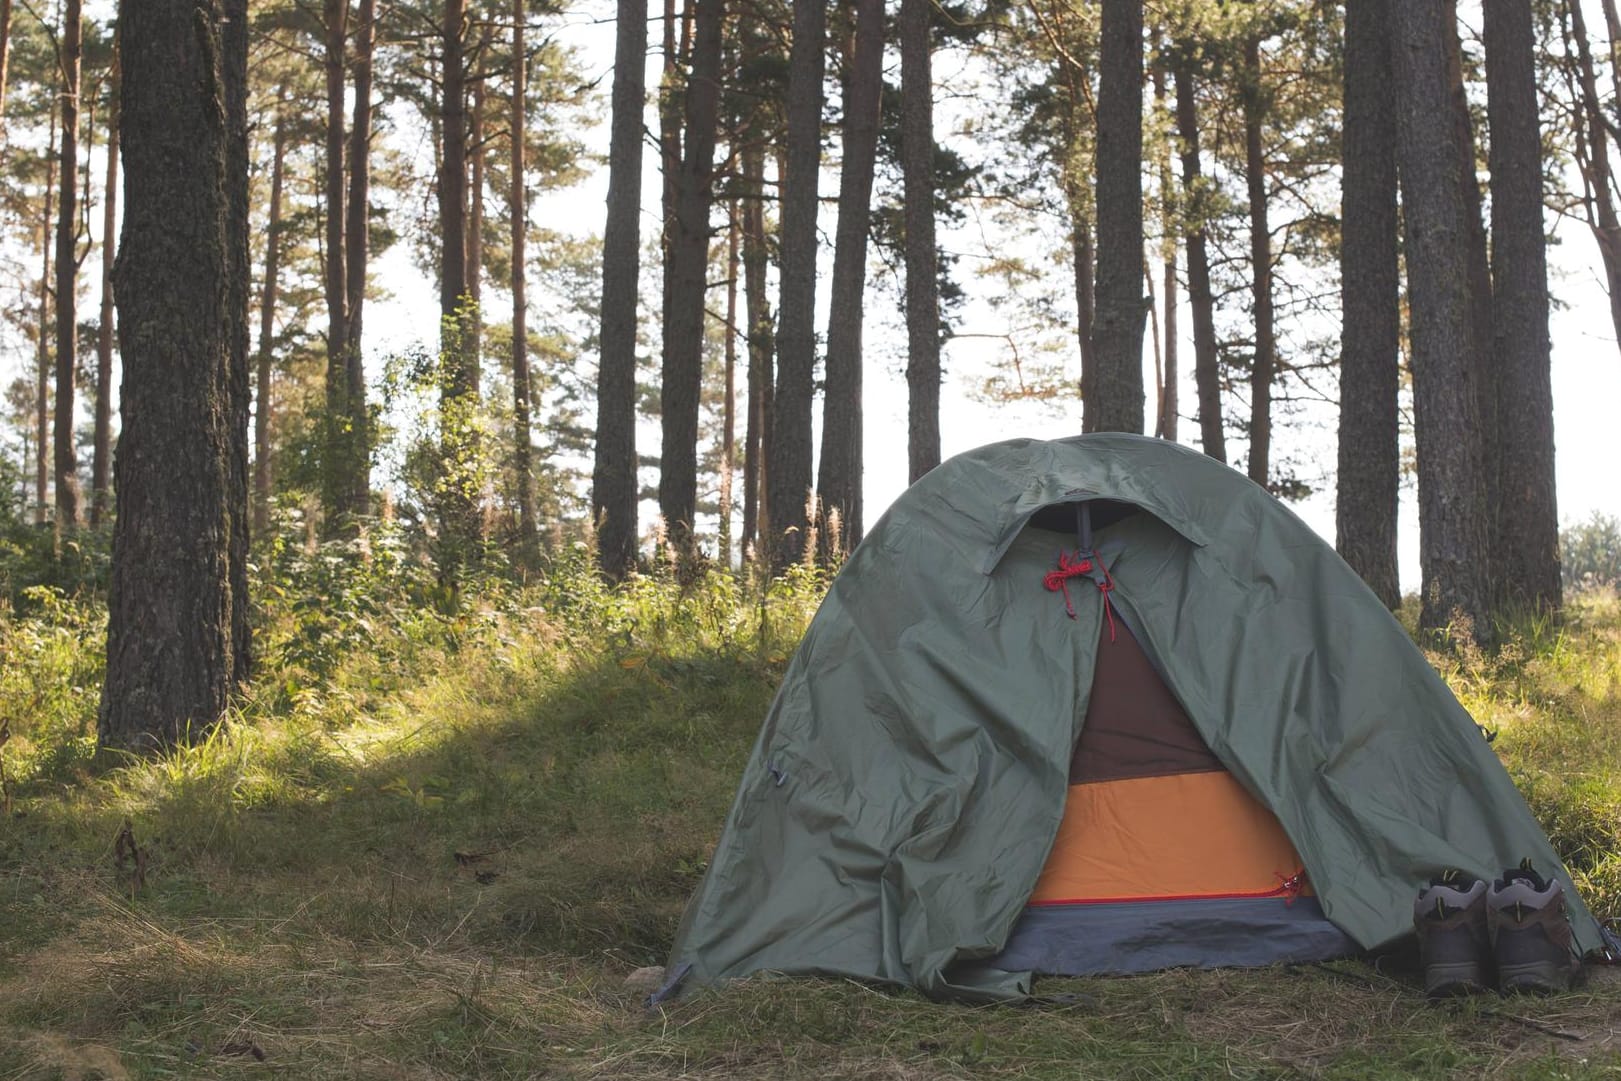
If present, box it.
[0,525,1619,1079]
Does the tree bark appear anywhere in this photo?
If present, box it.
[468,65,485,336]
[254,98,288,537]
[1071,208,1096,392]
[768,0,825,569]
[52,0,83,531]
[1566,0,1621,352]
[817,0,882,557]
[658,0,724,558]
[343,0,374,517]
[1444,2,1499,598]
[1173,62,1223,461]
[1484,0,1560,612]
[1154,63,1177,442]
[1054,42,1095,398]
[321,0,352,527]
[901,0,940,480]
[0,0,11,125]
[510,0,537,561]
[1335,0,1401,610]
[740,137,772,560]
[1088,0,1145,434]
[658,0,681,390]
[440,0,469,371]
[35,105,55,527]
[92,51,118,527]
[1391,0,1492,643]
[0,0,12,126]
[592,0,647,578]
[1242,34,1274,488]
[101,0,245,749]
[720,198,738,563]
[437,0,480,572]
[224,0,251,685]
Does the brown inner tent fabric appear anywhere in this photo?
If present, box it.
[1031,621,1308,905]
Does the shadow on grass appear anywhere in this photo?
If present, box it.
[1,642,782,976]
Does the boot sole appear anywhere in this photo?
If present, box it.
[1498,960,1572,995]
[1425,961,1488,998]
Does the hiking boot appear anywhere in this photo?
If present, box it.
[1488,862,1582,994]
[1414,870,1490,997]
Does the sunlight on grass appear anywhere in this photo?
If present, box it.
[1,566,1619,1078]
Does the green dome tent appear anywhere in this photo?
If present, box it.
[658,434,1614,1002]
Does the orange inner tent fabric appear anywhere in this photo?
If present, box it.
[1030,771,1307,903]
[1031,622,1308,905]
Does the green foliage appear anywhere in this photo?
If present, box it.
[1562,513,1621,593]
[0,552,1618,1076]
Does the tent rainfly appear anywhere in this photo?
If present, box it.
[656,435,1617,1002]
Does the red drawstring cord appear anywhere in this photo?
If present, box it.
[1042,551,1118,641]
[1042,552,1093,618]
[1275,869,1307,906]
[1097,572,1117,642]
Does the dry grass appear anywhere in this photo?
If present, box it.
[2,586,1620,1079]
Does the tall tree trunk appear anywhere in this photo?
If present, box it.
[818,0,882,557]
[1445,2,1499,600]
[101,0,244,748]
[1174,62,1224,461]
[468,68,485,339]
[1088,0,1145,433]
[92,51,118,527]
[1054,42,1095,397]
[1242,34,1274,488]
[720,198,738,564]
[1566,0,1621,352]
[1154,62,1177,442]
[35,105,55,527]
[658,0,682,395]
[1391,0,1492,643]
[255,100,288,536]
[658,0,724,558]
[439,0,469,363]
[901,0,940,480]
[510,0,537,560]
[740,138,772,559]
[224,0,251,685]
[54,0,83,531]
[437,0,480,572]
[768,0,825,569]
[1335,0,1401,610]
[321,0,351,528]
[592,0,648,578]
[343,0,374,517]
[1602,0,1621,66]
[0,0,12,125]
[1484,0,1560,612]
[1071,206,1096,390]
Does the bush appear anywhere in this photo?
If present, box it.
[1562,512,1621,593]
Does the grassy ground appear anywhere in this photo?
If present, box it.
[1,550,1618,1079]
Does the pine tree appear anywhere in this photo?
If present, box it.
[1087,0,1145,433]
[101,0,250,748]
[901,0,940,478]
[1391,0,1492,642]
[818,0,883,556]
[593,0,648,578]
[1335,0,1401,609]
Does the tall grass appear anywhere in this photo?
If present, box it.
[1,550,1618,1079]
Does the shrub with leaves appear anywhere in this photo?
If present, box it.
[1562,512,1621,593]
